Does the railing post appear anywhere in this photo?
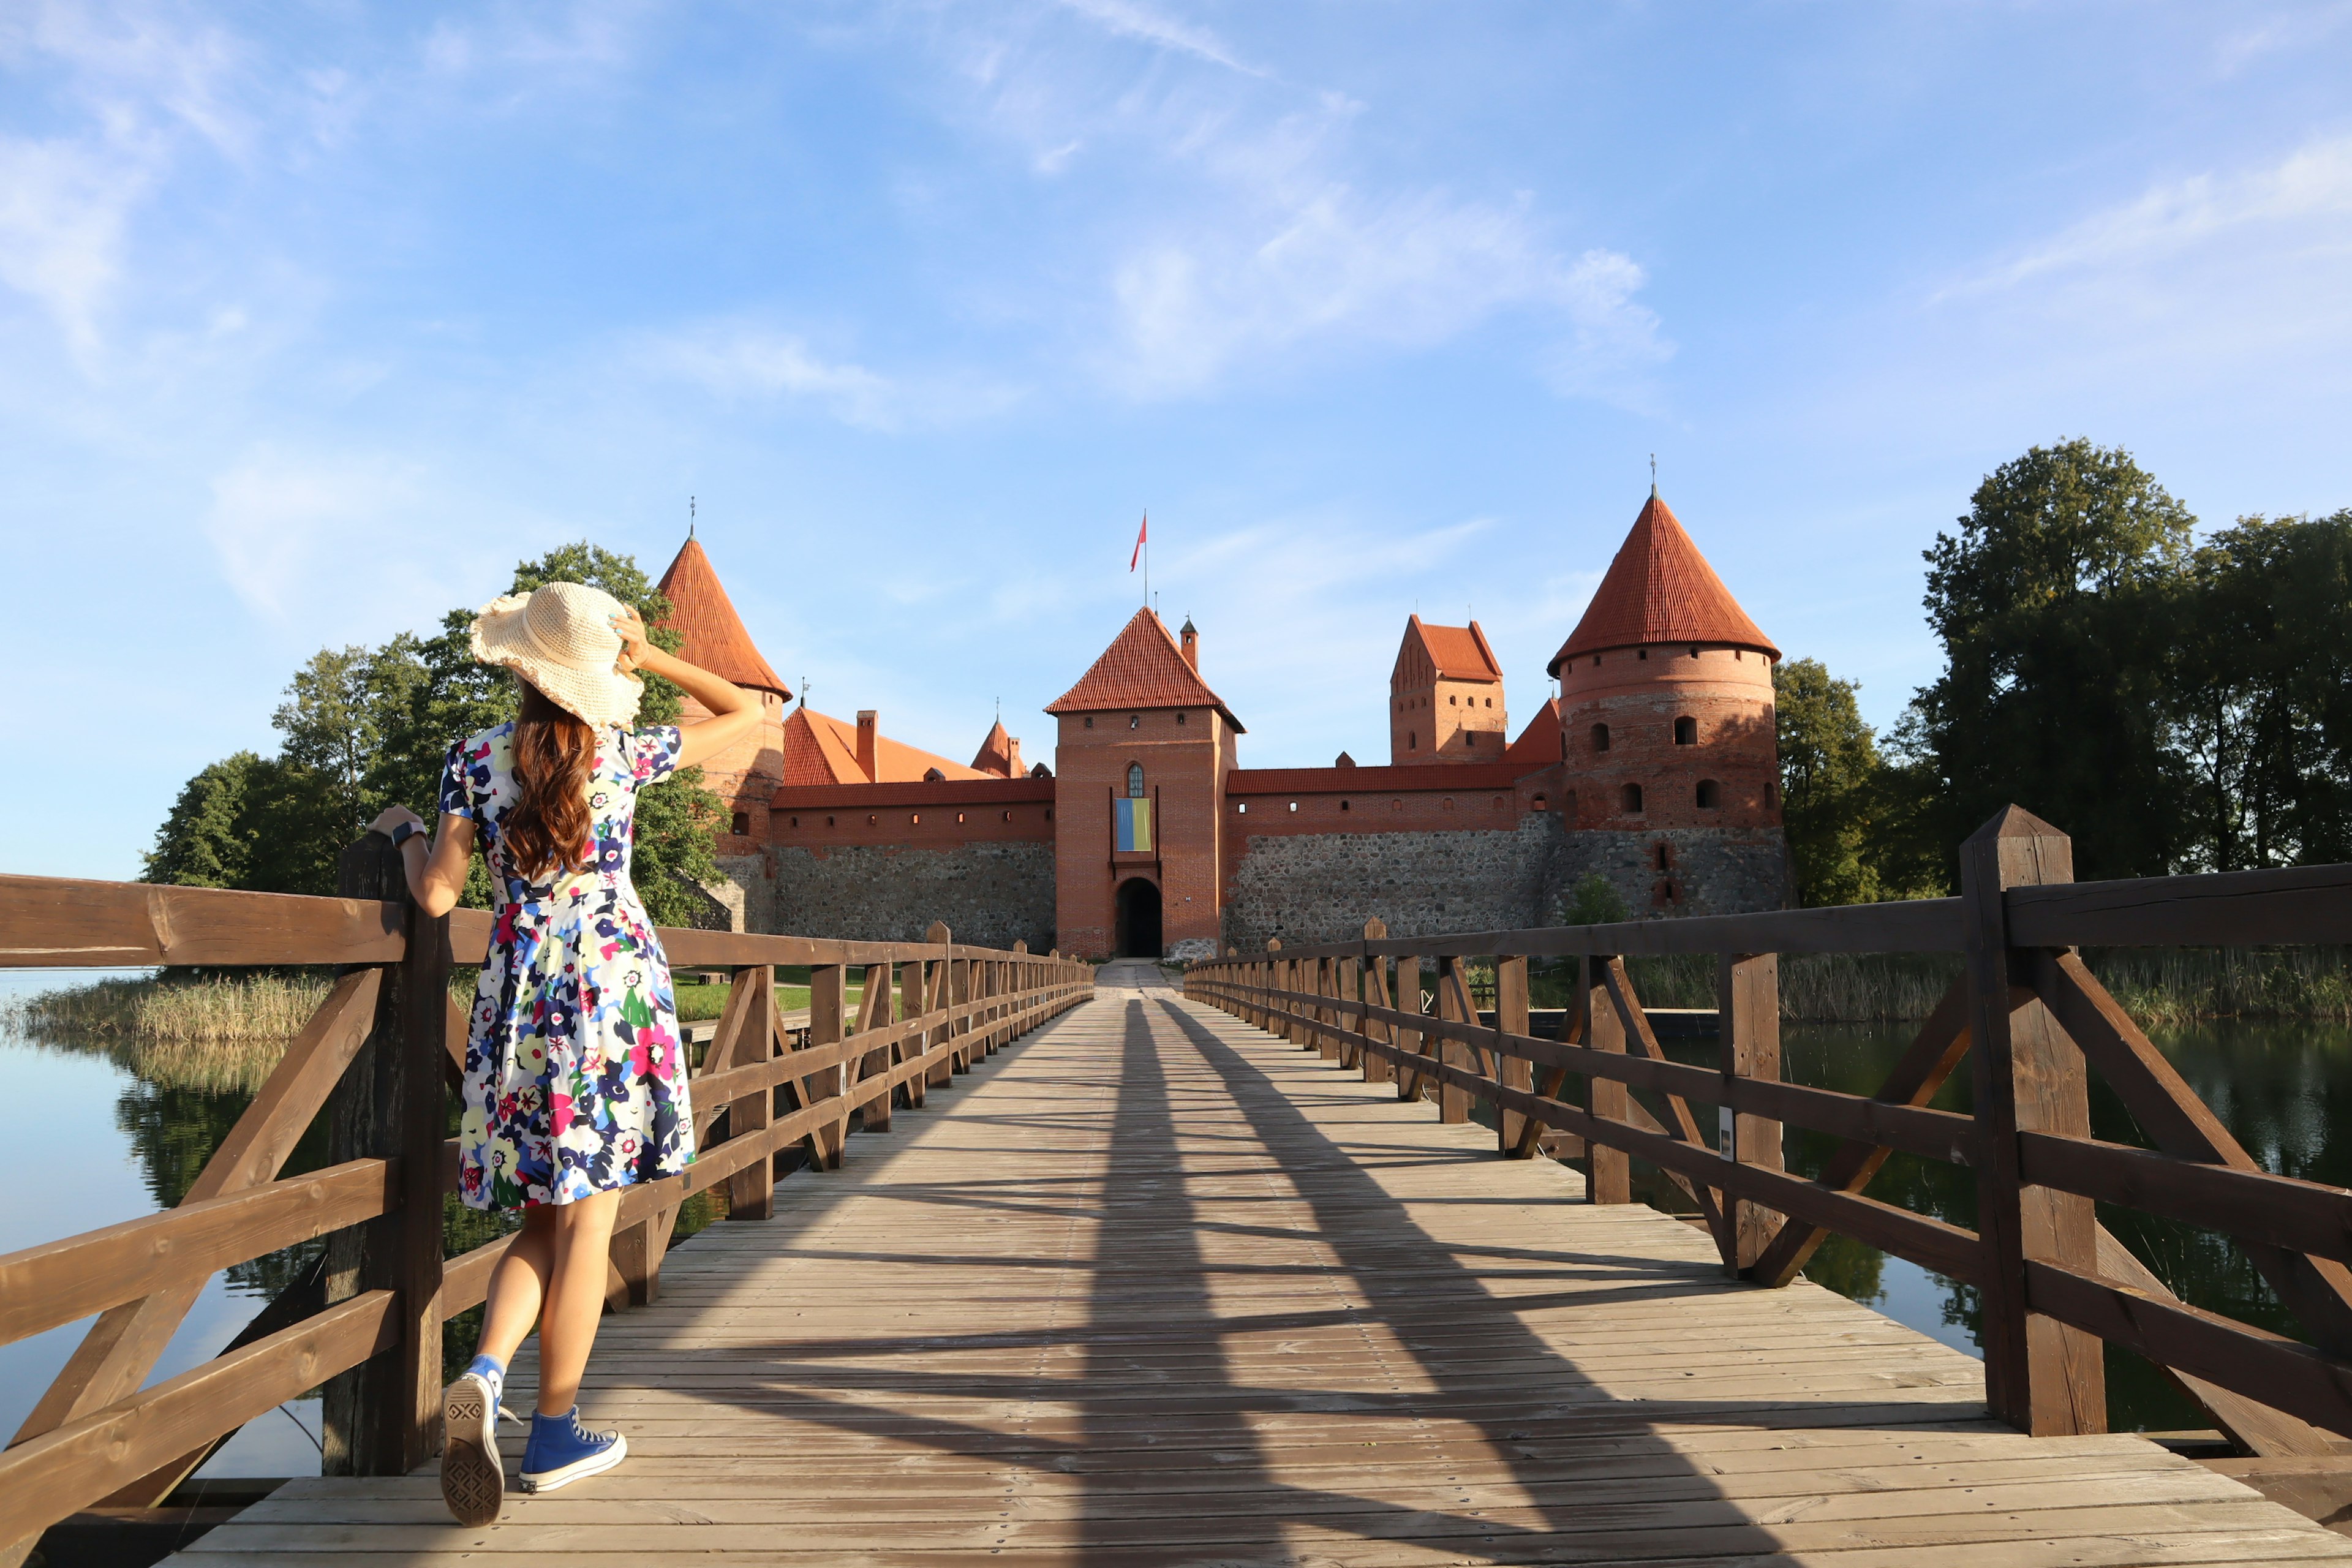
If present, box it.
[1263,938,1282,1037]
[926,923,956,1086]
[1393,955,1424,1101]
[806,963,848,1170]
[949,949,972,1072]
[1338,952,1362,1070]
[1360,920,1393,1085]
[1583,954,1630,1204]
[1964,807,2105,1434]
[723,965,779,1220]
[322,834,445,1478]
[858,962,894,1132]
[900,951,927,1109]
[1496,956,1532,1156]
[1435,956,1471,1123]
[1311,957,1333,1058]
[1720,954,1784,1273]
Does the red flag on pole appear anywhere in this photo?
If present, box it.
[1129,512,1148,571]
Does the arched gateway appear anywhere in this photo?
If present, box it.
[1114,876,1163,958]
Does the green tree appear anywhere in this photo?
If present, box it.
[143,753,262,889]
[1912,438,2196,876]
[1775,660,1887,906]
[1558,872,1628,926]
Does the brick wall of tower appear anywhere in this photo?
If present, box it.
[1051,706,1231,960]
[1389,678,1509,764]
[1555,642,1785,915]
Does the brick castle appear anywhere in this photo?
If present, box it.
[655,490,1789,960]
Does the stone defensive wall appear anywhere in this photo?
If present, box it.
[1216,761,1576,949]
[760,776,1058,951]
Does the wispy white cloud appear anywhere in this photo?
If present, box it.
[1948,134,2352,297]
[2217,4,2352,74]
[636,322,1024,431]
[1052,0,1263,77]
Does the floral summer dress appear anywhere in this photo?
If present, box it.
[439,721,695,1210]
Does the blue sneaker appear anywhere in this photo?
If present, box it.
[440,1355,516,1525]
[519,1408,627,1493]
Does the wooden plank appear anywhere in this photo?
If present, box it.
[1494,955,1532,1156]
[1583,955,1630,1205]
[1962,806,2105,1436]
[2022,1133,2352,1266]
[0,873,405,968]
[1602,956,1727,1248]
[2008,860,2352,948]
[1721,951,1784,1275]
[1434,958,1472,1124]
[0,1159,395,1345]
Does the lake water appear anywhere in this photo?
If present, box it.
[5,971,2345,1453]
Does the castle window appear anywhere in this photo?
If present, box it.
[910,813,921,824]
[1532,794,1547,812]
[1654,843,1671,871]
[1236,802,1248,813]
[1288,801,1298,812]
[867,814,877,824]
[1674,716,1697,746]
[1129,714,1140,729]
[1340,800,1351,812]
[1638,648,1649,661]
[956,812,966,823]
[1449,694,1457,706]
[1127,763,1145,797]
[1591,723,1610,753]
[1689,646,1699,658]
[1697,779,1721,809]
[1045,809,1053,820]
[1657,880,1679,905]
[1392,799,1402,811]
[1408,731,1417,750]
[1767,780,1778,805]
[1464,730,1476,747]
[1002,810,1012,821]
[1442,797,1455,811]
[1592,655,1600,667]
[924,766,946,782]
[1621,783,1644,813]
[826,815,835,827]
[1085,717,1094,728]
[729,812,750,835]
[1177,711,1187,725]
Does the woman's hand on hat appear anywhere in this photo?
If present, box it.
[371,805,424,838]
[611,608,649,674]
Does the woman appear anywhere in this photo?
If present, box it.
[370,580,758,1525]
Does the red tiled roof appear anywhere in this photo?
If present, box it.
[1046,609,1244,731]
[1404,617,1503,682]
[1503,698,1563,766]
[1547,494,1777,672]
[781,706,988,787]
[971,718,1019,777]
[654,537,791,697]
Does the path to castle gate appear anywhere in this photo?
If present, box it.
[175,962,2352,1566]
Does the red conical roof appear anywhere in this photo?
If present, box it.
[971,718,1020,777]
[1047,608,1244,731]
[655,536,791,698]
[1548,494,1777,673]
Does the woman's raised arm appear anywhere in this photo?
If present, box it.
[612,608,761,771]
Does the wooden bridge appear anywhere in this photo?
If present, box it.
[10,810,2352,1564]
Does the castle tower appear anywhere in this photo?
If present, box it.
[1047,609,1243,960]
[655,535,793,927]
[1389,616,1506,764]
[1547,492,1786,915]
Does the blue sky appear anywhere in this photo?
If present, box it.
[6,2,2351,881]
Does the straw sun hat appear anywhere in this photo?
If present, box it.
[468,582,644,729]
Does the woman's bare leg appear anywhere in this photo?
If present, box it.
[474,1208,558,1368]
[533,1189,622,1415]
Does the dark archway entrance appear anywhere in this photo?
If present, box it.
[1114,878,1163,958]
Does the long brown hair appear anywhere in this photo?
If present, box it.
[506,683,597,879]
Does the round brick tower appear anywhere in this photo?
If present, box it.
[1546,491,1787,916]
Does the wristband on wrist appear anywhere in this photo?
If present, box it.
[391,820,428,849]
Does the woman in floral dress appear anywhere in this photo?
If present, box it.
[369,581,758,1524]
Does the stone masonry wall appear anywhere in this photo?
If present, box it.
[1221,813,1574,950]
[1557,827,1790,919]
[767,841,1057,951]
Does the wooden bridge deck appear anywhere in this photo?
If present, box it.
[176,965,2352,1566]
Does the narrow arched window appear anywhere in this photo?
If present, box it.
[1674,716,1697,746]
[1127,763,1145,797]
[1697,779,1721,809]
[1622,783,1644,814]
[1591,723,1610,753]
[729,812,750,835]
[1408,731,1418,750]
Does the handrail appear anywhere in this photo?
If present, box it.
[1183,812,2352,1457]
[0,848,1091,1552]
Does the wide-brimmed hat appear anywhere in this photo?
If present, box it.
[468,582,644,729]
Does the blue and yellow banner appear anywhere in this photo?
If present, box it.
[1115,796,1153,853]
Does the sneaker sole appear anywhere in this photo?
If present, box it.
[439,1379,503,1526]
[519,1430,627,1494]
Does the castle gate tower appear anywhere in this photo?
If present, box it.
[1047,609,1243,960]
[1389,616,1507,764]
[1547,491,1787,916]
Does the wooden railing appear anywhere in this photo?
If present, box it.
[0,839,1090,1557]
[1185,805,2352,1456]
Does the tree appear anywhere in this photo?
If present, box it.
[143,753,262,889]
[1775,660,1887,906]
[1912,438,2196,876]
[1558,872,1628,926]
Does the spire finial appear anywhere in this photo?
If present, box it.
[1649,454,1657,498]
[689,494,696,537]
